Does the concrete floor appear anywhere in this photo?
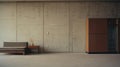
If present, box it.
[0,53,120,67]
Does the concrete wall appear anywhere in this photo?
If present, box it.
[69,2,88,52]
[0,2,118,52]
[17,2,44,51]
[88,2,117,18]
[44,2,69,52]
[0,3,16,47]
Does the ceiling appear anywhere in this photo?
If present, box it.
[0,0,119,2]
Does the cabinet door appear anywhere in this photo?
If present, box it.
[88,19,108,53]
[118,19,120,53]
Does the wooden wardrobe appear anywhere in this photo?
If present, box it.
[118,19,120,53]
[86,18,119,53]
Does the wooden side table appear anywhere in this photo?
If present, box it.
[28,46,40,53]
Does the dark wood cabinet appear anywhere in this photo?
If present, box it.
[87,19,108,53]
[118,19,120,53]
[86,18,119,53]
[28,46,40,53]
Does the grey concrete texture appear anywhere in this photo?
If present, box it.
[0,53,120,67]
[0,2,120,52]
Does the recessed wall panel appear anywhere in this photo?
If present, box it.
[44,2,69,52]
[17,3,43,49]
[69,2,88,52]
[0,3,16,47]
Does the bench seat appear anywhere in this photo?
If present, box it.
[0,42,29,55]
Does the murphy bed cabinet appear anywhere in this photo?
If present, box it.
[86,18,120,54]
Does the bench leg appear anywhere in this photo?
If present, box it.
[23,52,25,55]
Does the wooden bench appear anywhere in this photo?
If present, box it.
[0,42,29,55]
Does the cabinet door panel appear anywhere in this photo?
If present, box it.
[89,19,108,34]
[118,19,120,52]
[89,35,108,52]
[88,19,108,53]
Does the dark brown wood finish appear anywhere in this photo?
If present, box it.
[88,19,108,53]
[118,19,120,53]
[28,46,40,53]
